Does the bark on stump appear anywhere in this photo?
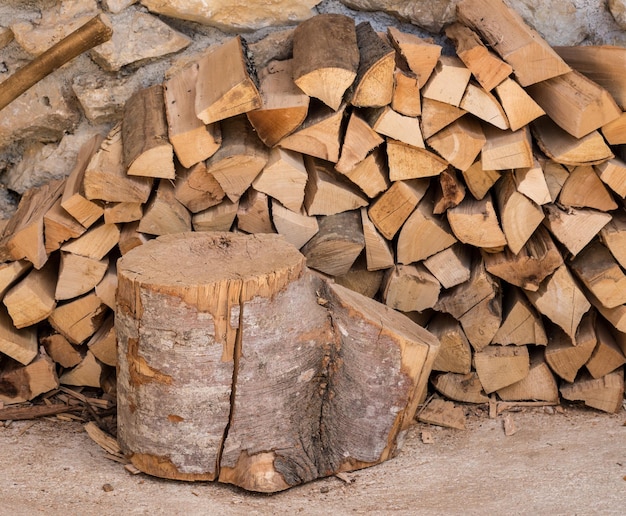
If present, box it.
[116,232,439,492]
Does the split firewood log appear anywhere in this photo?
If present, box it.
[123,85,175,179]
[456,0,571,86]
[292,14,358,110]
[116,232,439,491]
[247,59,309,147]
[163,62,221,168]
[195,36,262,124]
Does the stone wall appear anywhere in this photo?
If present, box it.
[0,0,625,218]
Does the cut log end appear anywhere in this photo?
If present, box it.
[294,68,357,111]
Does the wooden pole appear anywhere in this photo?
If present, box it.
[0,14,113,111]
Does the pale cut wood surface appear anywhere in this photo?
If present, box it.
[420,97,466,140]
[428,313,472,374]
[457,0,571,86]
[559,165,617,211]
[195,36,261,124]
[271,200,319,250]
[0,306,37,365]
[164,63,221,168]
[427,116,485,172]
[338,148,389,199]
[61,134,105,228]
[0,178,64,269]
[55,252,108,301]
[236,189,274,235]
[300,210,364,276]
[335,111,383,174]
[525,264,591,340]
[559,368,624,413]
[459,82,508,129]
[396,194,457,264]
[497,352,558,403]
[494,77,545,131]
[206,116,269,203]
[421,56,471,107]
[492,287,547,346]
[247,59,309,147]
[368,179,428,240]
[445,22,512,92]
[513,159,551,206]
[423,244,471,289]
[542,204,611,256]
[44,198,87,254]
[303,156,368,216]
[391,68,421,117]
[138,180,192,237]
[481,125,533,171]
[474,345,529,394]
[278,103,344,163]
[368,106,424,148]
[554,45,626,109]
[3,259,57,329]
[431,371,489,404]
[387,139,448,180]
[174,162,225,214]
[461,160,500,201]
[532,117,614,166]
[495,172,544,254]
[84,123,153,203]
[253,148,308,212]
[585,321,626,379]
[447,193,506,250]
[382,263,441,313]
[48,292,108,345]
[361,207,394,271]
[386,27,440,85]
[526,70,621,139]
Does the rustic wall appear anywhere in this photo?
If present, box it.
[0,0,624,218]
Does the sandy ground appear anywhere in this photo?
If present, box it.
[1,405,625,515]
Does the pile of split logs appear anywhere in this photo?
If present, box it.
[1,0,625,414]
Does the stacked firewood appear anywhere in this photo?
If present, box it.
[1,0,625,414]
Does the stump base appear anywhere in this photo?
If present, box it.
[116,232,439,492]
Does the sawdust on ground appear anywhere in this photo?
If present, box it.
[1,404,625,515]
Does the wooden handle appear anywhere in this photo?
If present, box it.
[0,13,113,111]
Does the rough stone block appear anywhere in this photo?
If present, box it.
[90,10,191,71]
[0,76,79,151]
[10,0,99,56]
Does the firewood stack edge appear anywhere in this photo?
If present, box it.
[1,0,625,417]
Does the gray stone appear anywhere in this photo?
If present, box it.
[4,127,105,194]
[609,0,626,29]
[90,10,191,71]
[103,0,138,14]
[10,0,99,56]
[0,75,79,151]
[72,72,144,123]
[0,185,18,221]
[340,0,459,33]
[140,0,320,32]
[248,29,294,69]
[506,0,589,46]
[0,27,13,50]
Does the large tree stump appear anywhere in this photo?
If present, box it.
[116,232,439,492]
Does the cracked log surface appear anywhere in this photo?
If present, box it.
[115,232,439,492]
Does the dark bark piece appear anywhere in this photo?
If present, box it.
[292,14,358,110]
[122,85,175,179]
